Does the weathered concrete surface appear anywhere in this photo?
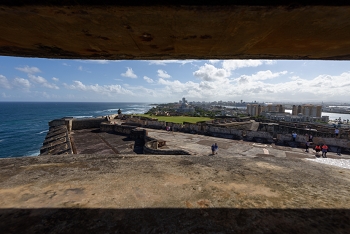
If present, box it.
[2,1,350,60]
[0,152,350,233]
[70,128,143,154]
[147,128,350,159]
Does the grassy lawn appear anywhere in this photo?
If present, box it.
[134,114,212,124]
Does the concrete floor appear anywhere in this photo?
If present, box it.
[71,128,143,155]
[147,129,350,160]
[0,152,350,233]
[1,128,350,232]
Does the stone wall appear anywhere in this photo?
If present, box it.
[40,125,73,155]
[72,117,106,130]
[245,131,274,143]
[143,141,190,155]
[49,119,66,128]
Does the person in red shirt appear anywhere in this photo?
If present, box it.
[315,145,321,157]
[322,144,328,158]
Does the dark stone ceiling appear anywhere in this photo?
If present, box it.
[1,1,350,60]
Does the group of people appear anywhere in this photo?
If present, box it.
[292,130,342,157]
[313,144,329,158]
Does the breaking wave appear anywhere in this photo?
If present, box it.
[37,130,49,135]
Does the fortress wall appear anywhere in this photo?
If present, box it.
[72,118,106,130]
[100,122,115,132]
[49,119,65,127]
[312,137,350,148]
[143,141,190,155]
[129,128,147,140]
[125,118,145,126]
[245,131,274,143]
[276,133,350,151]
[169,123,183,131]
[40,125,73,155]
[147,120,166,129]
[114,125,138,135]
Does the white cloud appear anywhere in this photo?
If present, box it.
[13,77,31,88]
[0,75,11,89]
[28,74,59,89]
[236,70,288,83]
[42,92,50,99]
[264,60,277,65]
[15,66,41,74]
[147,60,196,65]
[222,60,263,71]
[62,63,70,66]
[42,83,59,89]
[143,76,154,83]
[157,69,171,79]
[121,67,137,79]
[28,74,46,84]
[78,66,83,71]
[193,63,230,81]
[76,59,122,64]
[52,77,59,82]
[76,59,112,64]
[64,80,134,96]
[208,60,220,64]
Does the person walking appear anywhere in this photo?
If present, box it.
[305,141,310,153]
[292,132,297,142]
[214,143,218,154]
[322,144,328,158]
[211,144,215,155]
[335,128,339,138]
[309,134,313,142]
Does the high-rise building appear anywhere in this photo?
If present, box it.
[292,104,322,117]
[247,104,262,116]
[247,104,285,116]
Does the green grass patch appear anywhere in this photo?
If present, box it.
[134,114,212,124]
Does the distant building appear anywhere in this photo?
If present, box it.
[292,104,322,117]
[177,97,194,113]
[247,103,285,116]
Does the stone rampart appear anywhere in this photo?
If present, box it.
[43,116,350,155]
[143,141,190,155]
[72,117,106,130]
[49,119,65,128]
[245,131,274,143]
[40,125,73,155]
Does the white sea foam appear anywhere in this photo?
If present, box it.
[106,108,119,112]
[71,115,93,119]
[306,158,350,170]
[28,150,40,156]
[37,130,49,134]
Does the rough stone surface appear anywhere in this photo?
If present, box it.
[2,2,350,60]
[0,153,350,233]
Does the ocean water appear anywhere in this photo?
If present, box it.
[0,102,152,158]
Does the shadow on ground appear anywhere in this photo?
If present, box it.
[1,208,349,233]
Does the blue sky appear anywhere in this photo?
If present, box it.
[1,56,350,103]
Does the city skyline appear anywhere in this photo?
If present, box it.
[1,57,350,103]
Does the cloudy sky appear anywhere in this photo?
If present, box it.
[0,56,350,103]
